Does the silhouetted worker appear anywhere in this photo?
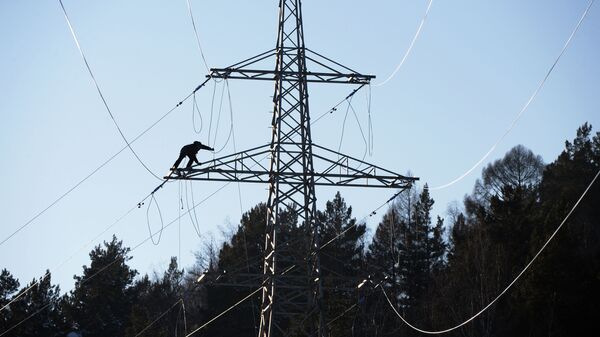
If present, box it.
[171,141,214,170]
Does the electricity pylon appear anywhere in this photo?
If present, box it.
[169,1,417,336]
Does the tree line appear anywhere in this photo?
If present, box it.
[1,124,599,337]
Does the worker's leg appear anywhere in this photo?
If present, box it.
[172,153,185,169]
[186,154,198,169]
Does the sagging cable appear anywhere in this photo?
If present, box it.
[146,194,165,246]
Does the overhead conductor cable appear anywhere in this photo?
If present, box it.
[431,0,595,191]
[58,0,162,181]
[374,0,434,87]
[383,168,600,334]
[0,76,210,248]
[186,0,211,73]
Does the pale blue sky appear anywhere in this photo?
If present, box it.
[1,0,598,291]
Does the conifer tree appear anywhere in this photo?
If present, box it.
[126,257,185,337]
[0,269,20,333]
[2,271,62,337]
[318,192,367,337]
[63,236,137,337]
[521,123,600,337]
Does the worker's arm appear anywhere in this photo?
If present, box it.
[200,144,214,151]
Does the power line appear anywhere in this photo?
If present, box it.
[191,92,204,134]
[178,299,188,336]
[185,180,203,238]
[146,194,165,245]
[178,181,183,267]
[430,0,595,191]
[134,299,184,337]
[57,0,162,181]
[211,80,227,148]
[337,97,354,154]
[1,91,210,315]
[317,189,408,253]
[133,188,411,336]
[213,80,235,154]
[175,190,411,334]
[185,0,211,73]
[367,84,374,155]
[0,178,236,333]
[207,80,219,147]
[0,201,140,313]
[2,146,264,321]
[185,287,263,337]
[373,0,434,87]
[382,168,600,334]
[227,86,259,334]
[0,302,51,337]
[312,84,366,125]
[134,287,191,337]
[0,79,209,249]
[0,171,406,333]
[349,99,369,161]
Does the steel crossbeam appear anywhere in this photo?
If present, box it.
[167,143,416,189]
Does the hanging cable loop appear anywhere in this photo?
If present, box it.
[146,194,165,246]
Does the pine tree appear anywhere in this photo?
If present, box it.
[125,257,185,337]
[521,123,600,337]
[199,203,270,337]
[63,235,137,337]
[318,192,367,337]
[438,145,546,337]
[2,271,62,337]
[0,269,20,333]
[365,186,446,336]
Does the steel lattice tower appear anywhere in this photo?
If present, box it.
[169,1,417,336]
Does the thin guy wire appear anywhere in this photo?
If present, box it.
[58,0,162,181]
[431,0,595,191]
[374,0,434,87]
[382,168,600,334]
